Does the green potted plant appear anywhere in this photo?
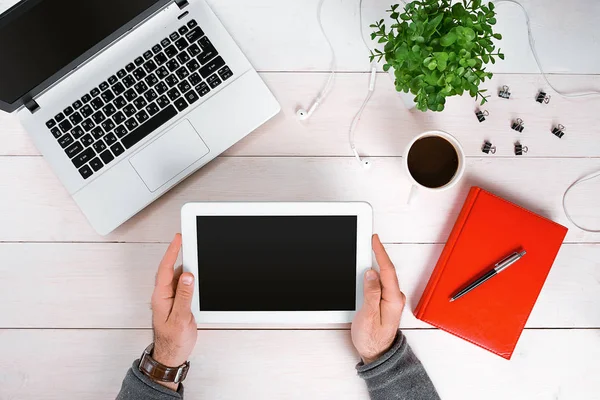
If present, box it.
[370,0,504,112]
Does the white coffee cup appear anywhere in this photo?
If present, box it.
[403,130,466,203]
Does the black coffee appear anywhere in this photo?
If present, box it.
[407,136,459,189]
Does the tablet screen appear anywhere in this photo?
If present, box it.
[196,216,357,312]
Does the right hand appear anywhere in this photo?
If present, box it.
[150,234,198,388]
[351,235,407,364]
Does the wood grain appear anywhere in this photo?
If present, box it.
[1,329,599,400]
[2,73,600,157]
[1,156,599,243]
[0,243,598,330]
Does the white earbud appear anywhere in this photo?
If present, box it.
[352,148,372,170]
[296,100,320,121]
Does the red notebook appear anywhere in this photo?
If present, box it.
[414,187,568,359]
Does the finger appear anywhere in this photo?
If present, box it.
[171,272,195,321]
[372,235,403,302]
[154,234,182,301]
[361,270,382,324]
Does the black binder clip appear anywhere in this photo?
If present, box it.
[482,141,496,154]
[552,124,566,139]
[498,85,511,99]
[514,142,528,156]
[511,118,525,133]
[536,90,551,104]
[475,109,489,123]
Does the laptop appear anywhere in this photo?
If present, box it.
[0,0,281,235]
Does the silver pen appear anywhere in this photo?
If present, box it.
[450,251,527,302]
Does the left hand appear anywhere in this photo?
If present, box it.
[150,234,198,389]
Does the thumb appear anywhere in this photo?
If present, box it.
[362,270,382,314]
[171,272,195,320]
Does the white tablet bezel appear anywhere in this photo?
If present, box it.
[181,202,373,325]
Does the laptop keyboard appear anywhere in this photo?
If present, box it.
[44,20,234,181]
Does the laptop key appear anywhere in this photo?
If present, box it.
[218,66,233,81]
[99,81,109,91]
[89,157,104,172]
[177,80,191,94]
[176,66,190,80]
[135,110,149,124]
[156,66,169,79]
[134,81,149,95]
[90,88,100,97]
[104,133,118,146]
[125,63,136,72]
[188,43,201,57]
[195,82,210,97]
[143,60,157,73]
[81,105,93,118]
[156,95,170,108]
[66,141,84,158]
[81,94,92,104]
[46,119,56,129]
[102,119,116,133]
[69,112,83,125]
[58,133,74,148]
[207,74,222,89]
[100,150,115,165]
[160,38,171,47]
[78,165,93,180]
[156,82,168,95]
[122,105,177,149]
[93,140,107,153]
[124,89,137,102]
[189,73,202,86]
[144,89,158,102]
[152,44,162,54]
[72,100,83,110]
[55,112,65,122]
[102,103,116,118]
[134,56,144,66]
[114,125,128,138]
[59,119,73,133]
[101,89,115,103]
[165,74,179,88]
[92,111,106,124]
[145,73,159,87]
[197,46,218,65]
[143,50,153,60]
[169,32,180,41]
[51,127,62,138]
[155,52,168,66]
[174,97,188,112]
[167,88,181,101]
[81,134,94,147]
[64,106,74,116]
[178,26,189,35]
[72,147,95,168]
[81,119,95,132]
[146,102,160,116]
[123,104,137,117]
[125,118,139,131]
[71,126,84,139]
[166,59,180,72]
[187,19,198,29]
[123,75,136,88]
[117,69,127,79]
[133,68,147,80]
[186,59,200,73]
[200,57,225,78]
[111,143,125,157]
[113,111,126,125]
[108,75,118,85]
[114,96,127,109]
[175,37,189,51]
[133,97,148,110]
[90,97,104,111]
[185,90,200,104]
[164,45,178,58]
[112,82,126,95]
[177,51,190,64]
[185,27,204,43]
[91,126,105,140]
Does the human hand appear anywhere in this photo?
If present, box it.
[150,234,197,390]
[351,234,406,364]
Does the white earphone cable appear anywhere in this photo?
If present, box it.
[494,0,600,98]
[315,0,337,106]
[562,170,600,233]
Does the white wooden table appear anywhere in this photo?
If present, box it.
[1,1,600,399]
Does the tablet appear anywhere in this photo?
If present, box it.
[181,202,373,325]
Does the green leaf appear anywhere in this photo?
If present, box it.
[493,33,503,40]
[467,59,477,67]
[370,32,377,40]
[436,103,445,112]
[428,13,444,30]
[488,17,497,25]
[434,52,449,62]
[462,27,476,41]
[391,12,399,20]
[400,13,411,20]
[481,53,489,63]
[378,37,388,43]
[383,64,391,72]
[489,2,495,11]
[412,44,421,53]
[499,53,505,60]
[437,59,447,71]
[427,61,438,70]
[473,0,482,9]
[440,32,457,46]
[391,4,399,11]
[490,56,496,64]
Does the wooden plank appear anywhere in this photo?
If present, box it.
[2,73,600,157]
[1,328,599,400]
[1,243,598,329]
[0,156,599,243]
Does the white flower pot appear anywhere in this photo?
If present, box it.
[388,68,417,110]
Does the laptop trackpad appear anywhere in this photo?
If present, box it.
[130,119,210,192]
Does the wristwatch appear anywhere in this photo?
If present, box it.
[138,343,190,384]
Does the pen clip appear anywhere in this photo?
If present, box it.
[495,252,519,267]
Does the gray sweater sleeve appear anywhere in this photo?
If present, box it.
[357,331,440,400]
[116,360,185,400]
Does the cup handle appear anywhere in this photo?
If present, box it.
[407,184,419,205]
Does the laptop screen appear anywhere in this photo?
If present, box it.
[0,0,162,107]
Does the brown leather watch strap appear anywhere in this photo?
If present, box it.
[138,344,190,384]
